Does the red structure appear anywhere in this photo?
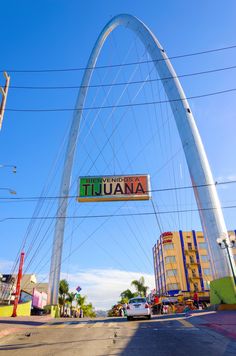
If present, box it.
[12,252,25,317]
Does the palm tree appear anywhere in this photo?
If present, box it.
[59,279,69,316]
[66,292,75,316]
[76,294,96,317]
[76,294,87,309]
[131,276,148,297]
[119,289,137,303]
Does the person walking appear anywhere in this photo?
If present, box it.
[193,291,199,309]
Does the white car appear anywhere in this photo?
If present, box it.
[126,297,151,320]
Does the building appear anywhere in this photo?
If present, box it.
[152,230,236,300]
[0,273,48,305]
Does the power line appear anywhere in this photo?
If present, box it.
[4,65,236,90]
[2,44,236,73]
[0,179,235,202]
[0,204,236,223]
[5,87,236,112]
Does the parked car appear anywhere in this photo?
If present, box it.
[126,297,151,321]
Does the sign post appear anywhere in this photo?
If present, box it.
[0,71,10,130]
[12,252,25,317]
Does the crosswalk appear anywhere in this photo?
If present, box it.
[38,321,120,329]
[38,318,197,330]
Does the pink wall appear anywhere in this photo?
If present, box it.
[32,289,47,309]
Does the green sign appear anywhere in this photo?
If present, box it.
[78,175,150,202]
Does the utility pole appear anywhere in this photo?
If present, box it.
[12,252,25,317]
[0,71,10,130]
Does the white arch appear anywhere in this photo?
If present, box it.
[48,14,235,304]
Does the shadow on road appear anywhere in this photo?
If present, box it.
[118,319,235,356]
[0,337,116,351]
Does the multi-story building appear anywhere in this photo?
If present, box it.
[152,230,236,300]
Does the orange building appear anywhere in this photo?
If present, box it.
[153,230,236,300]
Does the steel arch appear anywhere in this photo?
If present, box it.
[48,14,235,305]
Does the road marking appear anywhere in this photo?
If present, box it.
[178,319,195,328]
[55,323,67,328]
[74,323,88,328]
[92,322,104,328]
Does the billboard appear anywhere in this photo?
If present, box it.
[77,175,151,202]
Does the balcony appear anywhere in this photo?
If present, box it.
[184,248,197,254]
[186,262,199,268]
[189,261,199,266]
[189,276,201,281]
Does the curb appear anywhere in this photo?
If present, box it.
[154,313,186,320]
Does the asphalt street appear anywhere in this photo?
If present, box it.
[0,316,236,355]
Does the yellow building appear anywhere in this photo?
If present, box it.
[153,230,236,301]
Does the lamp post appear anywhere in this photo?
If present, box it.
[217,233,236,284]
[0,188,16,195]
[0,164,17,173]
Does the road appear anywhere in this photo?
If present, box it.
[0,315,236,355]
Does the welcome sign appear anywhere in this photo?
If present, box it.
[78,175,151,202]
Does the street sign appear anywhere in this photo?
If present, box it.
[77,174,151,202]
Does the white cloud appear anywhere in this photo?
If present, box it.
[215,174,236,190]
[0,260,14,273]
[216,174,236,181]
[61,268,155,310]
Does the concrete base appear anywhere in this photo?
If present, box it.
[50,305,60,318]
[210,276,236,304]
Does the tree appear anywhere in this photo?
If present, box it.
[131,276,148,297]
[58,279,69,316]
[76,294,96,318]
[119,289,137,304]
[66,292,75,316]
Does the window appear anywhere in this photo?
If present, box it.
[129,298,146,304]
[193,283,199,292]
[198,242,207,250]
[168,283,179,290]
[192,269,197,277]
[166,269,177,277]
[190,256,195,264]
[203,268,211,275]
[165,256,176,264]
[200,255,209,262]
[188,242,193,250]
[163,243,174,250]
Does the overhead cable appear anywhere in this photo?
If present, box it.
[0,179,235,202]
[2,44,236,73]
[0,204,236,223]
[3,65,236,90]
[5,87,236,112]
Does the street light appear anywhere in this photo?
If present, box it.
[0,164,17,173]
[0,188,16,195]
[217,233,236,284]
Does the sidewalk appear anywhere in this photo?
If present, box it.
[189,311,236,340]
[0,315,53,339]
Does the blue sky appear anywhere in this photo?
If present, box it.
[0,1,236,309]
